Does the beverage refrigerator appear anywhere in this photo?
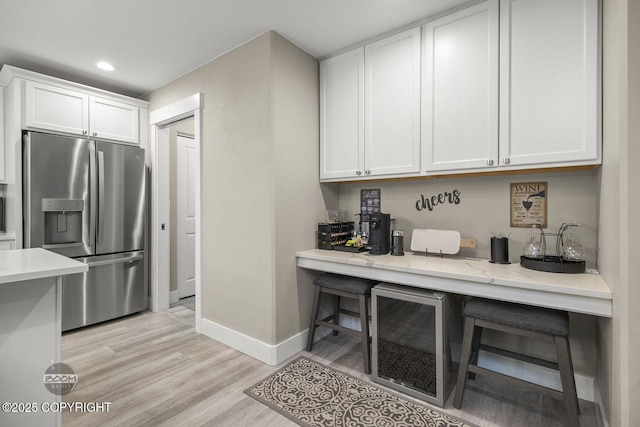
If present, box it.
[371,283,462,407]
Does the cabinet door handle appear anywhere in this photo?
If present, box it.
[92,132,98,137]
[82,130,88,135]
[503,158,511,164]
[365,170,371,175]
[487,160,494,166]
[356,171,362,176]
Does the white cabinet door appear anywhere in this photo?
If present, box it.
[320,48,365,180]
[422,0,499,172]
[24,80,89,136]
[365,27,421,177]
[89,96,140,144]
[0,86,5,182]
[499,0,600,167]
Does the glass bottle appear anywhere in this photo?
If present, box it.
[523,225,545,259]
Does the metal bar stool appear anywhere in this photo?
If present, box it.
[306,273,380,374]
[454,298,580,427]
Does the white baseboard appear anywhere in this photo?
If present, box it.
[201,318,311,365]
[170,290,179,304]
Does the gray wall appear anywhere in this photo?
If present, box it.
[598,0,640,425]
[336,170,599,265]
[144,31,321,345]
[271,33,324,342]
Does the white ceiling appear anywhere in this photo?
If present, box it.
[0,0,469,98]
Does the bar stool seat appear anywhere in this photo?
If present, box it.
[306,273,379,374]
[454,298,580,427]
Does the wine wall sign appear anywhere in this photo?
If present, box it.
[510,182,547,228]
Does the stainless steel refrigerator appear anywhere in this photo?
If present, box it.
[23,131,147,331]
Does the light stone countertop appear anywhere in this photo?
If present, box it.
[296,249,612,317]
[0,248,88,284]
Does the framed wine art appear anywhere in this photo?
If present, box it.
[510,182,547,228]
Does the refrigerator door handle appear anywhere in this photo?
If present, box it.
[43,242,84,250]
[88,145,96,246]
[86,254,144,268]
[98,150,105,244]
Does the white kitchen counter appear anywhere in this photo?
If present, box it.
[0,247,87,284]
[0,248,87,427]
[296,249,612,317]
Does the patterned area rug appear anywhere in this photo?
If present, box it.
[244,357,476,427]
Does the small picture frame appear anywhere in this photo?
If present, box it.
[510,182,547,228]
[360,189,381,221]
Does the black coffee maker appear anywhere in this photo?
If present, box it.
[368,213,391,255]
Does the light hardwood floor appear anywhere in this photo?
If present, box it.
[62,307,603,427]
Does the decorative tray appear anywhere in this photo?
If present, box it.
[520,255,585,274]
[334,245,367,253]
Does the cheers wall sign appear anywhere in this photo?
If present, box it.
[416,190,461,212]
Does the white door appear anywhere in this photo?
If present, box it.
[177,135,196,298]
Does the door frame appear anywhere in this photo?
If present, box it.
[149,93,203,333]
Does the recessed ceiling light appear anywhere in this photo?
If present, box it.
[96,62,115,71]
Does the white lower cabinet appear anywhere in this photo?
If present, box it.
[422,0,499,173]
[499,0,600,167]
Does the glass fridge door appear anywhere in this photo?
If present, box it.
[375,294,439,397]
[372,283,461,407]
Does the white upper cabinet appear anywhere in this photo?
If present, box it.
[499,0,600,167]
[89,96,139,144]
[319,0,601,181]
[0,86,5,182]
[422,0,499,172]
[24,80,140,144]
[24,80,89,137]
[320,48,365,180]
[365,27,421,177]
[320,28,421,181]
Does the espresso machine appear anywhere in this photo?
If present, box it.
[368,213,391,255]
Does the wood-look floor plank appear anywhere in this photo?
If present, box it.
[62,307,603,427]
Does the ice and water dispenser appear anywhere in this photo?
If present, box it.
[41,198,84,247]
